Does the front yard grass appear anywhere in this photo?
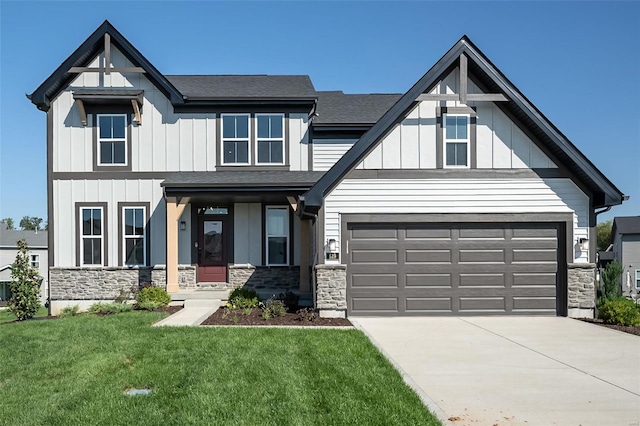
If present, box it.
[0,305,48,324]
[0,311,441,425]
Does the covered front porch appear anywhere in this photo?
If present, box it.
[161,171,324,299]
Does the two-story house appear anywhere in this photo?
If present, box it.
[611,216,640,298]
[29,21,626,318]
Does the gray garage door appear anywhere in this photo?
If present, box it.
[346,223,562,316]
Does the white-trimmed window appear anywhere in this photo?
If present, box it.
[30,254,40,268]
[81,207,103,266]
[98,114,127,165]
[444,114,470,167]
[266,206,289,266]
[256,114,284,164]
[222,114,250,164]
[636,270,640,289]
[123,207,146,266]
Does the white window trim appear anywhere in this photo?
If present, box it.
[443,113,470,169]
[80,207,104,266]
[221,113,251,165]
[122,206,146,266]
[97,114,128,166]
[265,206,289,266]
[255,114,285,165]
[30,254,40,269]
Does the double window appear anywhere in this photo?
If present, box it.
[266,206,289,266]
[97,114,127,165]
[636,270,640,289]
[123,207,146,266]
[81,207,103,266]
[221,114,285,165]
[444,114,470,167]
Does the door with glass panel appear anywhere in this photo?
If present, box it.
[197,215,228,282]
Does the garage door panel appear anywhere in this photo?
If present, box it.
[405,297,452,312]
[513,249,557,262]
[459,274,505,287]
[350,227,398,239]
[459,228,506,239]
[459,297,506,312]
[406,274,451,287]
[351,249,397,264]
[459,249,505,263]
[351,297,398,313]
[351,273,398,288]
[405,249,452,263]
[512,228,558,238]
[513,297,556,311]
[405,228,452,239]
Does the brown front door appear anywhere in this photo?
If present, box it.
[197,215,228,282]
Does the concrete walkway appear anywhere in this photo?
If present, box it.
[353,317,640,426]
[153,300,220,327]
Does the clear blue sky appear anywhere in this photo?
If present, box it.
[1,1,638,225]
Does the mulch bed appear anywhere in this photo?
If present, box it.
[579,318,640,336]
[201,307,352,327]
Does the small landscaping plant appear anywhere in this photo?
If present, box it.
[228,287,259,300]
[598,297,640,326]
[59,305,80,318]
[227,287,259,314]
[599,260,623,302]
[114,285,138,304]
[275,291,300,312]
[296,307,317,322]
[135,286,171,311]
[8,239,42,320]
[89,302,133,315]
[262,299,286,320]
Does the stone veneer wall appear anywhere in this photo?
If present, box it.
[226,265,300,292]
[315,264,347,316]
[49,266,196,300]
[567,263,596,317]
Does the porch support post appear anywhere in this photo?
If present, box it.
[166,197,189,293]
[299,219,311,292]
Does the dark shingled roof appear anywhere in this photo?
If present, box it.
[314,91,402,125]
[166,75,317,99]
[612,216,640,235]
[0,225,48,248]
[162,171,325,188]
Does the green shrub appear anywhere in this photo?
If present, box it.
[262,299,286,320]
[114,286,137,304]
[229,287,259,301]
[600,260,623,302]
[88,302,133,315]
[275,291,300,312]
[598,298,640,326]
[296,307,317,322]
[59,305,80,318]
[135,286,171,311]
[8,239,42,321]
[228,295,259,310]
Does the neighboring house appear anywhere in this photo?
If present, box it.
[29,21,626,318]
[0,223,49,306]
[611,216,640,298]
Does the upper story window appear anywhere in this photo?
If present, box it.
[256,114,284,164]
[30,254,40,268]
[222,114,250,165]
[444,114,470,168]
[98,114,127,165]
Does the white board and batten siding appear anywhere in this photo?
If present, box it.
[324,178,590,263]
[55,47,311,173]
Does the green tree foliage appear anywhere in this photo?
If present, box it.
[19,216,44,231]
[596,220,612,251]
[9,239,42,320]
[2,218,15,230]
[600,259,623,302]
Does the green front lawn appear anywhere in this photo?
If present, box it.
[0,305,48,324]
[0,311,441,425]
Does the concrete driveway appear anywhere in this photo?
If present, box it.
[353,317,640,426]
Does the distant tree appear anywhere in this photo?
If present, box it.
[44,222,48,231]
[596,220,612,251]
[19,216,44,231]
[2,218,14,230]
[8,239,42,320]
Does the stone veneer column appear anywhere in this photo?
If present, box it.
[567,263,596,319]
[315,264,347,318]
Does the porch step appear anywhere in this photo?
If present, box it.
[154,299,220,327]
[172,290,230,301]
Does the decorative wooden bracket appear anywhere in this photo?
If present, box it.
[76,99,88,126]
[416,54,508,104]
[131,99,141,125]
